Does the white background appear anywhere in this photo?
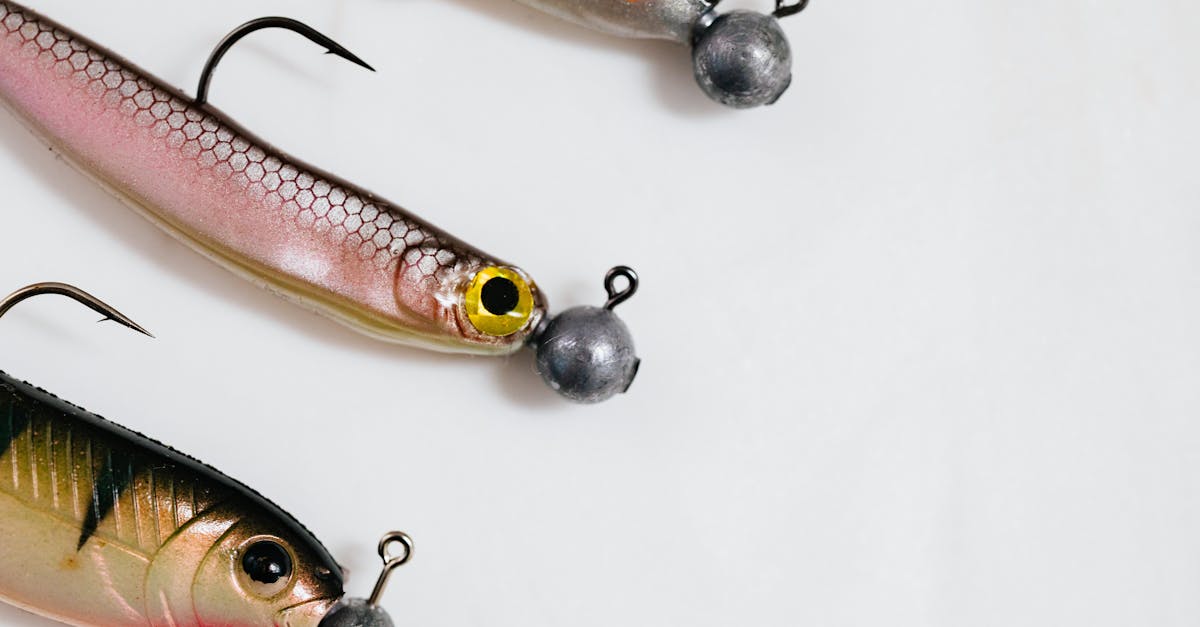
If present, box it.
[1,0,1198,625]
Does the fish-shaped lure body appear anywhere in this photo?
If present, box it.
[0,1,546,356]
[0,282,405,625]
[512,0,797,108]
[0,3,641,402]
[0,372,344,626]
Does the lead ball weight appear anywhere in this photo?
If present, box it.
[535,306,640,403]
[692,11,793,108]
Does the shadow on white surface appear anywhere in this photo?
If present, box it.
[492,344,565,409]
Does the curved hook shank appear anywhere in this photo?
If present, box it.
[0,282,153,337]
[194,16,375,106]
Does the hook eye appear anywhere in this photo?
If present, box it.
[378,531,413,567]
[603,266,639,311]
[366,531,413,607]
[774,0,810,18]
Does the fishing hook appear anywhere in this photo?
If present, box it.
[194,16,376,106]
[366,531,413,607]
[603,266,639,311]
[0,282,153,337]
[707,0,811,19]
[773,0,811,18]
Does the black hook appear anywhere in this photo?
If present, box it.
[0,282,153,338]
[195,17,375,106]
[603,266,639,311]
[774,0,811,18]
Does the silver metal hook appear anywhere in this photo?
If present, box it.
[366,531,413,607]
[603,266,639,311]
[0,282,153,337]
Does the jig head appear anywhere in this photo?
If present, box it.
[533,266,640,403]
[0,2,639,402]
[512,0,812,108]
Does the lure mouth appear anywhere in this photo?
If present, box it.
[531,267,640,404]
[276,596,340,627]
[691,10,793,108]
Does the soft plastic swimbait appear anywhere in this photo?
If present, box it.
[0,2,639,402]
[0,282,409,627]
[511,0,810,107]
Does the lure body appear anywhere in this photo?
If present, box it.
[0,1,546,356]
[0,3,641,402]
[513,0,710,42]
[0,371,343,626]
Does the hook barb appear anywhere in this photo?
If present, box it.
[0,282,153,338]
[195,16,375,106]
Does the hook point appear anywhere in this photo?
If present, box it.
[195,17,376,105]
[1,282,153,338]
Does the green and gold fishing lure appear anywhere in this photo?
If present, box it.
[0,283,407,627]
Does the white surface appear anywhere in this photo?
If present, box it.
[1,0,1198,625]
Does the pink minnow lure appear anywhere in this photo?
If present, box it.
[511,0,810,108]
[0,2,545,357]
[0,2,640,401]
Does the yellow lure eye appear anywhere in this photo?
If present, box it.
[464,266,534,336]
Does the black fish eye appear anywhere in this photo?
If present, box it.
[242,540,292,585]
[480,276,520,315]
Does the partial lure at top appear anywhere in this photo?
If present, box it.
[0,1,639,402]
[512,0,812,107]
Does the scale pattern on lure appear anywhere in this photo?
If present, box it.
[0,2,641,402]
[0,1,545,355]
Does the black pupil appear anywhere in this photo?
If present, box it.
[481,277,520,315]
[242,541,292,585]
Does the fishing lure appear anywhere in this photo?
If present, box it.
[0,282,409,627]
[0,2,638,403]
[511,0,809,108]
